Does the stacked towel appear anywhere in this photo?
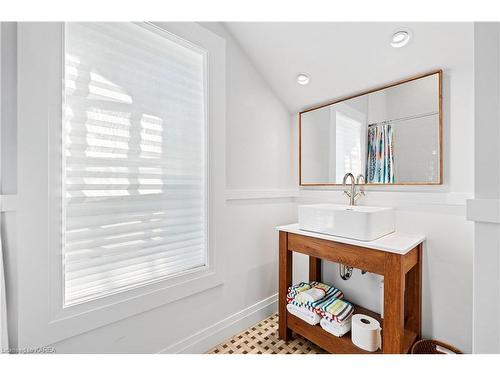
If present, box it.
[317,297,354,324]
[287,281,354,324]
[320,317,351,337]
[295,287,326,304]
[286,304,321,325]
[288,281,343,304]
[286,282,311,301]
[286,281,325,325]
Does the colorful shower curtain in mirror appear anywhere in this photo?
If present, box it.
[366,124,394,183]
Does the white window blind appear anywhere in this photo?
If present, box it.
[63,23,208,307]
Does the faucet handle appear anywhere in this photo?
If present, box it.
[356,174,366,185]
[354,191,364,202]
[343,190,352,198]
[356,174,366,197]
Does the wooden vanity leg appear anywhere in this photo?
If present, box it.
[405,244,423,339]
[383,253,405,354]
[279,231,292,341]
[309,256,322,282]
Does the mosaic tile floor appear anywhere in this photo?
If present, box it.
[207,313,326,354]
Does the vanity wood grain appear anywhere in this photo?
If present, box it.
[278,227,424,354]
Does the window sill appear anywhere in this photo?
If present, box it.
[46,270,223,345]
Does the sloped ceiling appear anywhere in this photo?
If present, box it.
[224,22,473,112]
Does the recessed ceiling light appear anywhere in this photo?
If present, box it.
[297,74,310,85]
[391,30,411,48]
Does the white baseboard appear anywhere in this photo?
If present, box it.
[158,294,278,354]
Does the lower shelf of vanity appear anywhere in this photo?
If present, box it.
[287,304,417,354]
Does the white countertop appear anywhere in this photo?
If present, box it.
[276,223,425,255]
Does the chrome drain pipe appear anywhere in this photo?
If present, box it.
[339,264,353,280]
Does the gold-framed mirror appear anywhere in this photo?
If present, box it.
[299,70,442,186]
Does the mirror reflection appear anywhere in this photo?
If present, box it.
[300,71,441,185]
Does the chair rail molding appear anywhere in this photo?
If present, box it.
[0,194,18,212]
[225,189,299,201]
[298,189,472,207]
[224,189,472,207]
[466,198,500,223]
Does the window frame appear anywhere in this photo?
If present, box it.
[16,22,225,348]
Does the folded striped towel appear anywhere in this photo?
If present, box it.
[287,281,353,324]
[296,287,325,304]
[288,282,343,307]
[316,298,354,324]
[309,281,331,292]
[286,282,311,302]
[287,281,342,302]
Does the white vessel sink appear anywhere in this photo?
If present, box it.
[298,204,395,241]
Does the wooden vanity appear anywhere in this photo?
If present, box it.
[278,224,425,354]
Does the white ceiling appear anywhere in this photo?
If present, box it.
[224,22,473,112]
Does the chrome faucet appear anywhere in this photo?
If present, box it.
[343,173,356,206]
[342,172,365,206]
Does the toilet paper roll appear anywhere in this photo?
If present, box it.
[351,314,382,352]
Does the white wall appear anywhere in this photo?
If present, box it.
[1,22,296,353]
[467,22,500,354]
[0,22,18,349]
[292,25,474,352]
